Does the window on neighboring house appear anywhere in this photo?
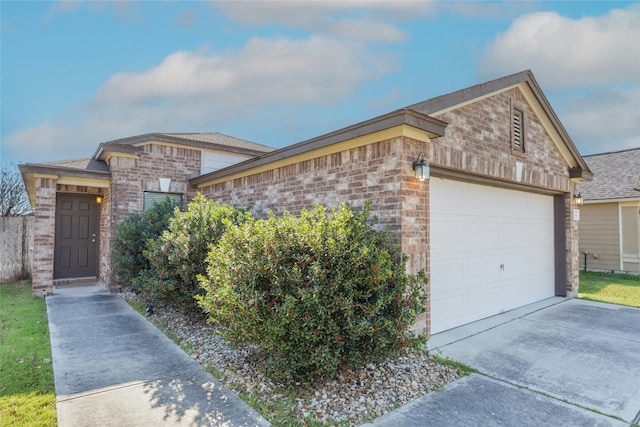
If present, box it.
[513,108,525,152]
[143,192,183,212]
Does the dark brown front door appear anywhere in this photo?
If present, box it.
[54,194,98,279]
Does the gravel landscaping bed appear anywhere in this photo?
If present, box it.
[123,293,461,425]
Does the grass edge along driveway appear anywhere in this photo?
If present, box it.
[0,281,57,427]
[579,271,640,308]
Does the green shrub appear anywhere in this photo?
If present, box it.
[139,194,247,312]
[198,202,427,380]
[111,198,176,291]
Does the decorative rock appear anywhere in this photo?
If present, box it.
[123,293,460,426]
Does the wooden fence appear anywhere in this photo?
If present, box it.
[0,216,34,282]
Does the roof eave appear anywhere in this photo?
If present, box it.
[410,70,593,177]
[522,72,593,176]
[94,133,273,160]
[19,163,111,179]
[19,163,111,207]
[190,108,447,186]
[584,195,640,204]
[569,167,593,182]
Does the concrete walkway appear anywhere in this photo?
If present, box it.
[47,284,269,427]
[48,285,640,426]
[369,298,640,427]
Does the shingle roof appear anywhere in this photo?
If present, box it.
[407,70,591,179]
[95,132,275,159]
[41,158,110,172]
[579,148,640,201]
[161,133,275,153]
[191,70,592,186]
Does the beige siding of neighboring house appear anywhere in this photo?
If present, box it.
[621,205,640,273]
[578,203,620,272]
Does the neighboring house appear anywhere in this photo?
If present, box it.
[577,148,640,274]
[21,70,592,336]
[19,133,275,295]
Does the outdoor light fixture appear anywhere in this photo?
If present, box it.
[573,193,583,206]
[412,152,429,181]
[146,304,155,315]
[96,195,104,204]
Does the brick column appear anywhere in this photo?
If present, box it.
[566,192,580,297]
[398,140,430,336]
[31,176,57,296]
[98,186,114,289]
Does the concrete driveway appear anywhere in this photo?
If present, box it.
[370,298,640,426]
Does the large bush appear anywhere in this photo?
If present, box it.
[198,202,427,380]
[111,198,176,291]
[139,194,246,312]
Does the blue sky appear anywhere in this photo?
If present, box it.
[1,1,639,166]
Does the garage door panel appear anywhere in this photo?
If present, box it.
[431,295,466,331]
[467,286,504,312]
[430,257,465,285]
[523,220,554,241]
[430,178,556,334]
[502,198,529,217]
[465,253,503,279]
[466,221,501,247]
[468,187,501,214]
[502,222,528,244]
[501,251,529,274]
[431,218,464,249]
[526,197,553,218]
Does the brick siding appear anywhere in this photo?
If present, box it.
[29,142,202,293]
[31,177,56,295]
[104,143,201,289]
[28,86,581,335]
[198,87,580,335]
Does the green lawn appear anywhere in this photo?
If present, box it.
[0,282,57,427]
[579,271,640,308]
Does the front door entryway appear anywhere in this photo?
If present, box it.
[54,194,99,279]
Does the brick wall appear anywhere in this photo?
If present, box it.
[105,143,201,289]
[200,137,435,332]
[99,187,112,288]
[428,87,579,297]
[198,86,581,336]
[31,177,56,295]
[429,88,572,192]
[566,193,580,294]
[202,138,406,229]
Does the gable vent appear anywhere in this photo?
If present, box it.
[513,109,524,152]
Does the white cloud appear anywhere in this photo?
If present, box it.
[216,1,431,42]
[96,36,394,107]
[174,10,197,28]
[4,122,72,162]
[560,85,640,155]
[95,50,235,103]
[478,5,640,89]
[47,0,141,23]
[5,34,398,163]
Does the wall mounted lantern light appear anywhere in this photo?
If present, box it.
[96,195,104,204]
[572,193,583,206]
[412,152,429,181]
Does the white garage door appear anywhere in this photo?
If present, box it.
[430,178,555,334]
